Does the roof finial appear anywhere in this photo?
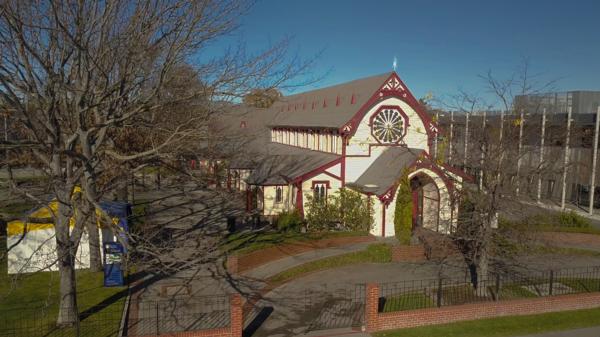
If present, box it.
[393,56,397,71]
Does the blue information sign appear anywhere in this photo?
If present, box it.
[103,242,124,287]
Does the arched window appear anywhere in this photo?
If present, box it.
[313,182,328,202]
[275,186,283,203]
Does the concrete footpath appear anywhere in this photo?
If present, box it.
[515,326,600,337]
[243,240,378,280]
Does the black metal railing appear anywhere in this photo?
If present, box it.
[379,266,600,313]
[0,294,230,337]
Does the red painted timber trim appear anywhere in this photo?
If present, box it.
[293,158,342,184]
[368,105,410,145]
[322,170,341,181]
[341,136,347,187]
[339,72,439,154]
[381,202,386,237]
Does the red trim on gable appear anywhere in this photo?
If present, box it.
[375,152,462,206]
[339,72,439,154]
[293,158,343,184]
[441,162,474,182]
[368,105,411,145]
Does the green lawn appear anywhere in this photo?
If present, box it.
[537,225,600,235]
[1,245,127,336]
[496,284,538,299]
[221,229,369,255]
[268,243,391,284]
[531,245,600,257]
[374,307,600,337]
[382,292,434,312]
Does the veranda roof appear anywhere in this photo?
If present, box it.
[244,144,339,185]
[352,147,424,196]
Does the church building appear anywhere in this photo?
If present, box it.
[219,72,469,237]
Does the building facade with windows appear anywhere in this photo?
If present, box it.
[217,72,469,237]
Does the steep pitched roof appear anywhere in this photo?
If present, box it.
[269,72,392,128]
[352,147,424,196]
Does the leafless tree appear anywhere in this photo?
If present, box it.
[432,60,564,287]
[0,0,316,326]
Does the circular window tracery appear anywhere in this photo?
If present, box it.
[372,108,405,143]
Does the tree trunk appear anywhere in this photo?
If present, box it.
[55,196,79,327]
[477,250,489,289]
[84,199,102,272]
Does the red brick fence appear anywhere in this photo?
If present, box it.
[365,283,600,332]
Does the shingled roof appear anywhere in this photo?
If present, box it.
[269,72,392,128]
[244,144,340,185]
[352,147,424,195]
[215,72,395,170]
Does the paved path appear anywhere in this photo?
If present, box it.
[243,241,380,280]
[515,326,600,337]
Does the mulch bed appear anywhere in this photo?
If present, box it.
[237,235,375,273]
[540,232,600,250]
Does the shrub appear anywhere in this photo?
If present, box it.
[558,210,591,228]
[394,173,412,245]
[332,188,373,231]
[276,210,303,232]
[305,188,373,232]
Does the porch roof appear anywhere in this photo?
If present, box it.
[244,144,340,185]
[352,147,424,196]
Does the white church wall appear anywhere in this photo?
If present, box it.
[263,185,291,216]
[370,200,384,236]
[347,97,429,156]
[301,173,342,214]
[324,163,341,179]
[345,147,386,183]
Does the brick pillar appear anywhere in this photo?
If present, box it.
[230,294,243,337]
[226,255,238,274]
[365,283,379,332]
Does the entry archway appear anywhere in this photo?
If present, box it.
[410,173,440,232]
[407,167,454,234]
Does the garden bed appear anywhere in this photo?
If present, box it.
[222,230,374,273]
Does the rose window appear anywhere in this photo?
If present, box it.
[372,108,405,143]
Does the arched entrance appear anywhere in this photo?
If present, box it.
[410,173,440,232]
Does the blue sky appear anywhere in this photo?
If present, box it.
[217,0,599,104]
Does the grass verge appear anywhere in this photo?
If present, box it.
[267,243,391,284]
[1,244,127,336]
[374,307,600,337]
[221,229,369,255]
[382,292,434,312]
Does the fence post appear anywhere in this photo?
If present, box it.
[365,283,379,332]
[549,270,554,296]
[495,273,501,301]
[230,294,243,337]
[437,277,443,308]
[155,302,160,335]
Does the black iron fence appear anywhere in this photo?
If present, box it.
[379,266,600,313]
[0,294,230,337]
[127,295,230,336]
[302,283,366,332]
[0,302,123,337]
